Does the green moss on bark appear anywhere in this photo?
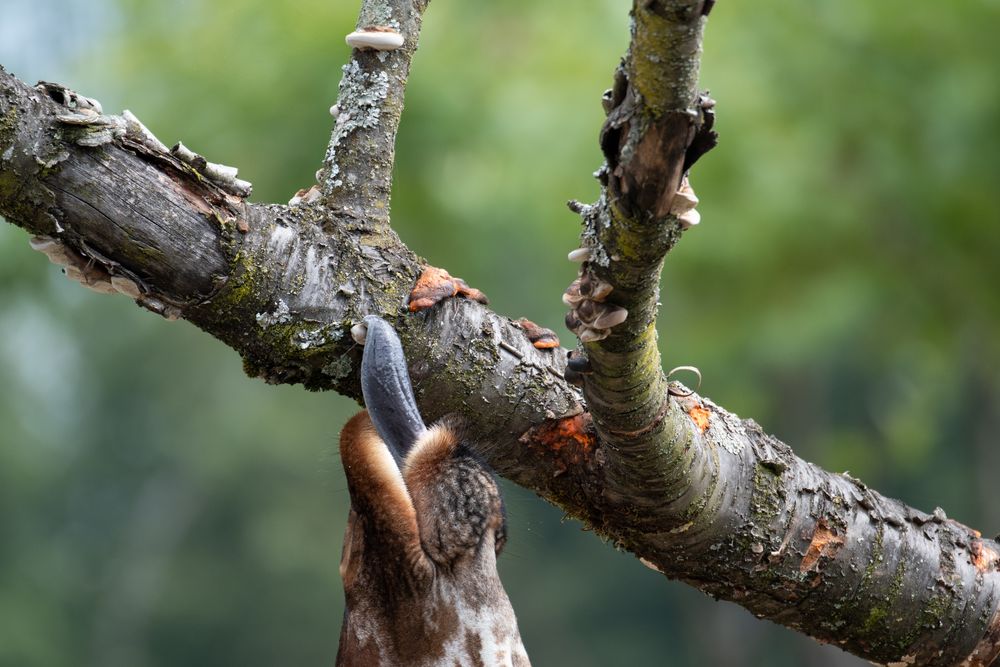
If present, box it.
[750,462,784,529]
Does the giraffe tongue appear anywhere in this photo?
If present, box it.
[360,316,428,465]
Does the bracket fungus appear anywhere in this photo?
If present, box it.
[407,266,489,312]
[515,318,560,350]
[562,271,625,344]
[671,178,701,229]
[345,27,405,51]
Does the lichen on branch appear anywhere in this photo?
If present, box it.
[2,1,1000,663]
[317,0,430,223]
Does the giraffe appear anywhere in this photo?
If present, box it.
[336,317,529,667]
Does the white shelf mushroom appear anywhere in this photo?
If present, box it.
[345,28,405,51]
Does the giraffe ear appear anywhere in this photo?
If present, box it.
[360,316,427,464]
[339,411,429,582]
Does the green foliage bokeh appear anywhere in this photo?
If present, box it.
[1,1,999,665]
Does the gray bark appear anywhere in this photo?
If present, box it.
[1,0,999,663]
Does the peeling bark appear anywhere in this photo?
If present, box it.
[1,0,998,663]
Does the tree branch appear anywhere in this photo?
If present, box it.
[564,0,717,514]
[1,2,998,664]
[317,0,430,224]
[560,1,1000,664]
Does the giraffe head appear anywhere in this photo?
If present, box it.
[336,317,529,667]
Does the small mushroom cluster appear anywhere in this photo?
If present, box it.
[562,177,702,347]
[28,236,181,320]
[30,236,118,294]
[562,265,627,343]
[671,176,700,230]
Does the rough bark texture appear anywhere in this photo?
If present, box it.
[569,0,717,518]
[1,0,999,664]
[317,0,429,223]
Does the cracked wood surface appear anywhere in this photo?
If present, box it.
[1,0,999,663]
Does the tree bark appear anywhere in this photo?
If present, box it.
[1,0,998,664]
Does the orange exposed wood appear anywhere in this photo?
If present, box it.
[971,540,1000,574]
[519,414,597,476]
[799,519,844,574]
[688,405,710,432]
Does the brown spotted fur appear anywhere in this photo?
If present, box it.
[337,413,529,667]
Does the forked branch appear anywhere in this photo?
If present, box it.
[0,0,997,664]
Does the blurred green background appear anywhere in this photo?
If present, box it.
[2,1,999,665]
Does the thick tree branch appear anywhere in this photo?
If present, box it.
[560,2,1000,665]
[564,0,717,527]
[1,2,999,663]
